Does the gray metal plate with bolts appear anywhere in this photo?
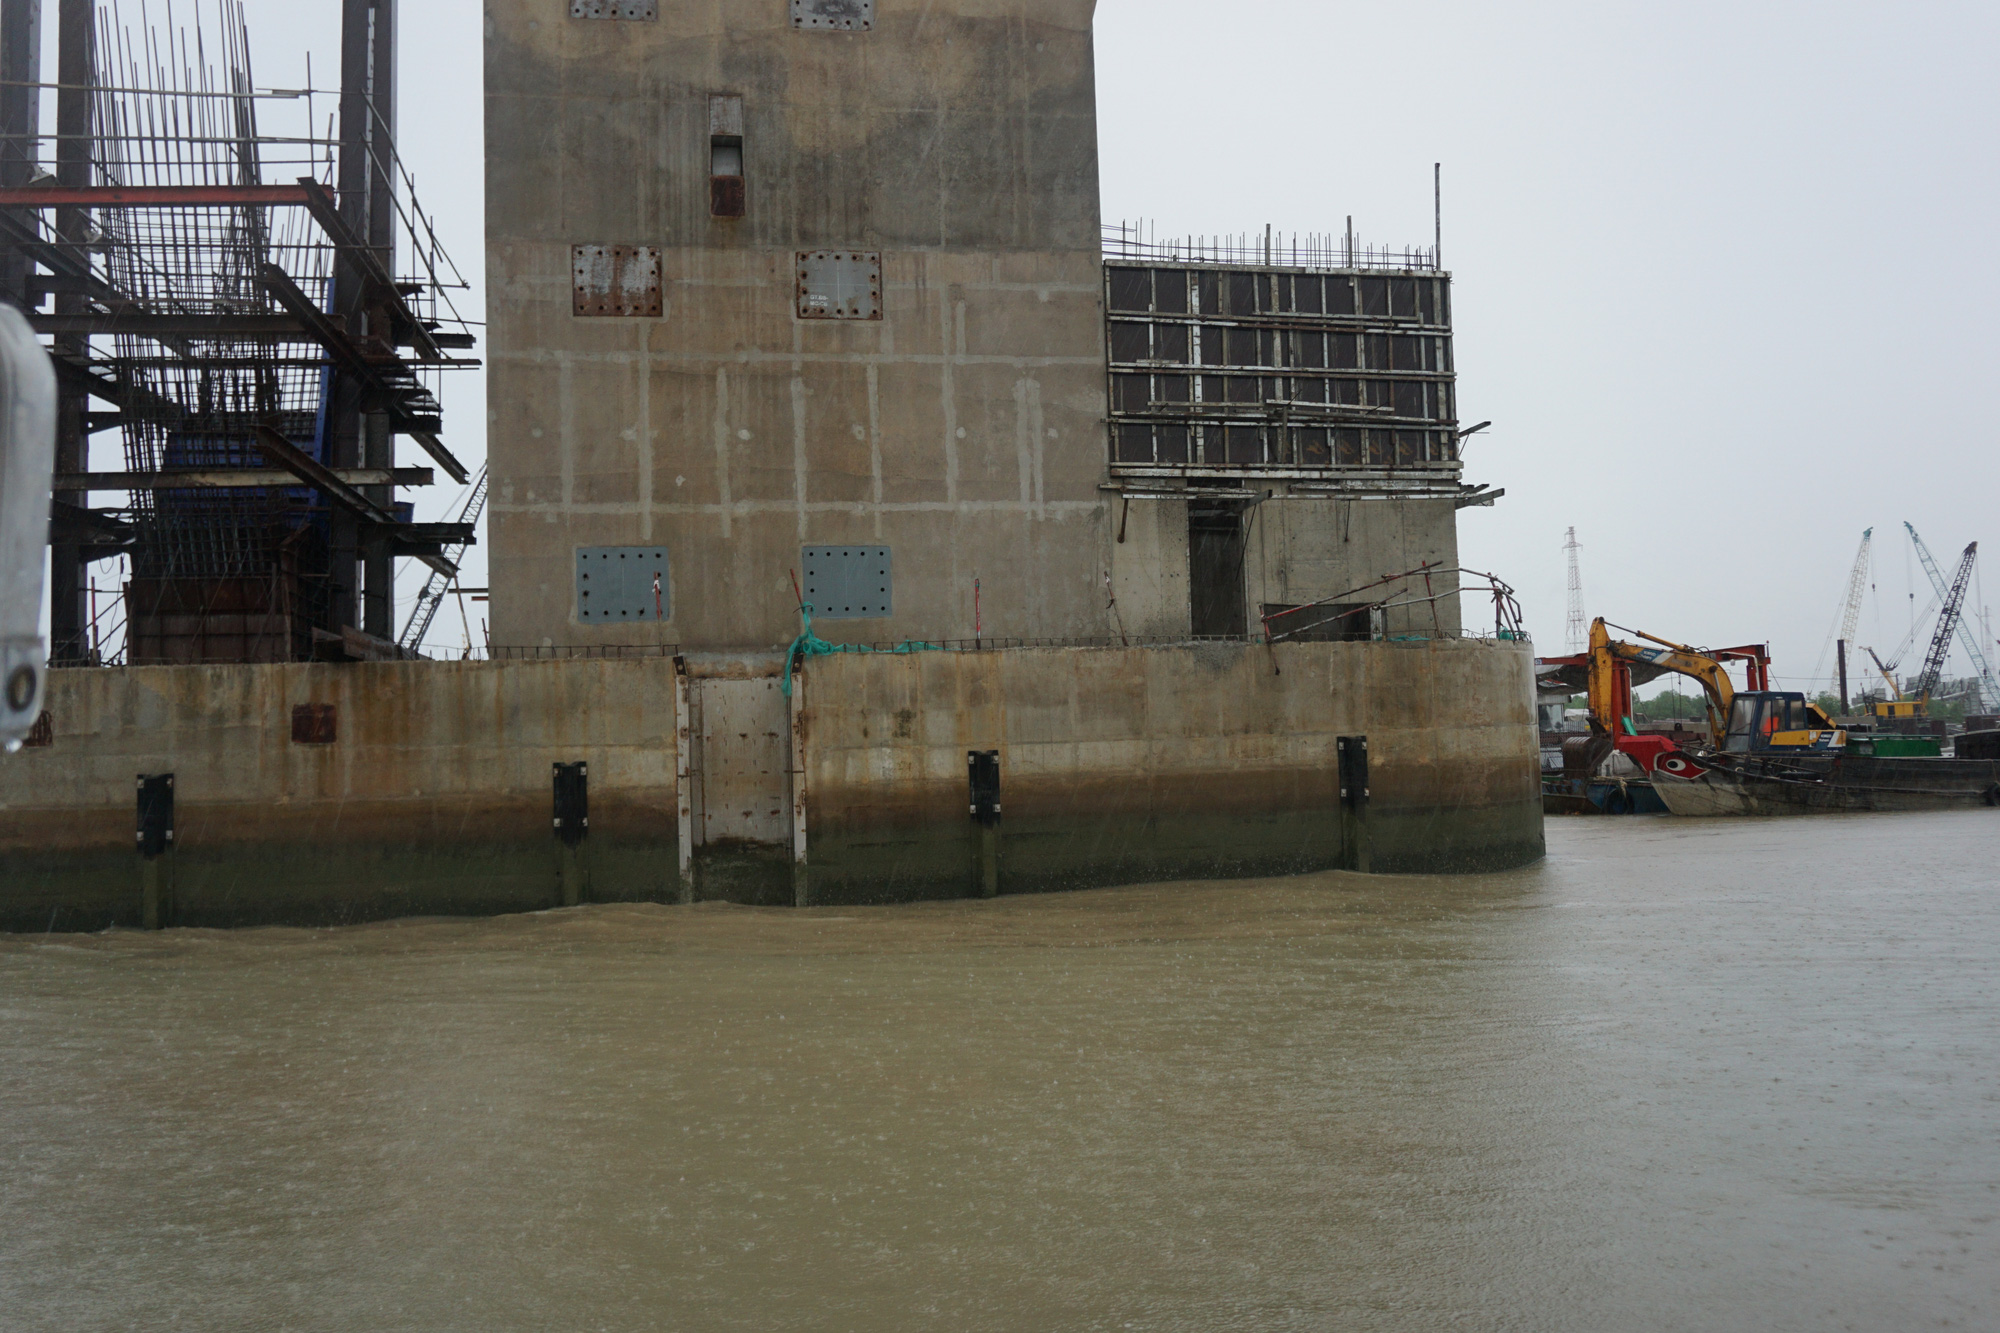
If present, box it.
[801,546,891,618]
[791,0,872,30]
[796,251,881,320]
[576,547,671,622]
[571,1,657,18]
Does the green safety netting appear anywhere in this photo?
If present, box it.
[782,604,944,695]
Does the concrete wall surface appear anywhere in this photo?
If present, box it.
[799,637,1543,901]
[1,639,1543,930]
[485,0,1120,650]
[0,660,683,929]
[1246,496,1463,635]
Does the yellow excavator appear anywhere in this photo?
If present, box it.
[1583,618,1842,769]
[1862,646,1925,720]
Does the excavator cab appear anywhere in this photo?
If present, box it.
[1722,692,1843,753]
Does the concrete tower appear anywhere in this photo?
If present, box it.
[484,0,1110,650]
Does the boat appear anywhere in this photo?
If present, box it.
[1650,747,2000,816]
[1542,773,1668,815]
[1538,618,2000,818]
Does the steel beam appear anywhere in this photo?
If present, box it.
[50,353,185,420]
[47,500,133,554]
[30,312,312,337]
[0,0,39,306]
[33,313,310,338]
[296,177,449,366]
[49,0,91,664]
[253,424,461,577]
[252,425,398,526]
[55,467,433,491]
[406,430,468,484]
[0,183,315,208]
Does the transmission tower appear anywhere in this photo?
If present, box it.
[1563,527,1586,654]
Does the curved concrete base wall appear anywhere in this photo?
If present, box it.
[0,660,684,931]
[799,639,1543,903]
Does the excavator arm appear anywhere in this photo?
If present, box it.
[1863,646,1902,702]
[1582,618,1837,766]
[1586,618,1738,740]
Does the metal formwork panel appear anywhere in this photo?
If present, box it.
[572,245,662,318]
[575,546,671,622]
[1103,261,1458,477]
[571,1,657,18]
[796,251,881,320]
[801,546,891,618]
[790,0,873,31]
[697,678,790,847]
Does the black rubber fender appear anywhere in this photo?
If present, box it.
[1602,789,1629,816]
[1985,784,2000,808]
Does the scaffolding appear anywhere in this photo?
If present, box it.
[2,0,477,664]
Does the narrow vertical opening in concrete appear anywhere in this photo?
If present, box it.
[1188,502,1247,637]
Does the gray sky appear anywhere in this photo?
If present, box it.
[74,1,2000,684]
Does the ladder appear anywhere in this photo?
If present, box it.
[398,464,488,655]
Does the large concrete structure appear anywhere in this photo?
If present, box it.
[484,0,1487,651]
[0,640,1540,929]
[0,2,1542,936]
[486,0,1111,648]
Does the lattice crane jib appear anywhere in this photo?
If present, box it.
[1839,529,1872,645]
[1914,541,1977,704]
[1906,522,1998,711]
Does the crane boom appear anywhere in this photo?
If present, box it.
[1913,541,1977,704]
[1906,522,1997,711]
[1838,528,1872,644]
[1864,645,1902,701]
[1813,527,1874,694]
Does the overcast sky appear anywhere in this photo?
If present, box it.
[74,1,2000,687]
[1099,0,2000,694]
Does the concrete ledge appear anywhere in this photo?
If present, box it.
[1,640,1542,930]
[1,659,682,930]
[798,639,1544,900]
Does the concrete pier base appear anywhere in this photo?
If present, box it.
[977,825,1001,899]
[559,844,588,908]
[140,854,173,930]
[2,639,1541,930]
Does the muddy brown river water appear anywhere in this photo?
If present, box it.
[2,814,1996,1331]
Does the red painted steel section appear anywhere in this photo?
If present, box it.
[0,184,313,207]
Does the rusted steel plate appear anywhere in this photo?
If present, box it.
[0,184,312,208]
[290,703,337,746]
[570,1,656,18]
[572,245,663,318]
[791,0,872,31]
[710,175,745,219]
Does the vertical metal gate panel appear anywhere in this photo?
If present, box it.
[694,676,790,847]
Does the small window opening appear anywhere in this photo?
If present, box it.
[709,95,746,219]
[711,136,745,217]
